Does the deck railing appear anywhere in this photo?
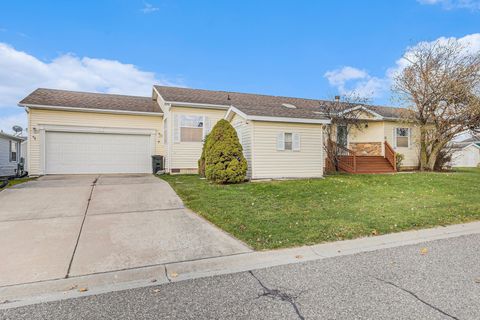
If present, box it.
[328,140,357,173]
[384,140,397,171]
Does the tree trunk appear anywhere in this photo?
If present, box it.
[419,130,429,171]
[426,141,447,170]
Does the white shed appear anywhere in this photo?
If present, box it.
[451,143,480,167]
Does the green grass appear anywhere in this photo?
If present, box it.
[161,168,480,250]
[0,177,36,190]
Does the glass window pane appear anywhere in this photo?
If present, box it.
[181,127,203,142]
[396,128,409,137]
[284,133,292,150]
[396,136,409,147]
[181,115,203,128]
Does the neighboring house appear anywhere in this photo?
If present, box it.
[450,137,480,167]
[0,132,25,177]
[18,86,420,178]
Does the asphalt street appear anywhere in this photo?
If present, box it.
[2,233,479,320]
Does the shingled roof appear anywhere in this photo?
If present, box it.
[19,88,161,113]
[154,85,405,120]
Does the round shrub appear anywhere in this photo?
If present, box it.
[204,119,247,184]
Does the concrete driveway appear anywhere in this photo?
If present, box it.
[0,175,250,287]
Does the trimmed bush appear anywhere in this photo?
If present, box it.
[198,134,208,178]
[204,119,247,184]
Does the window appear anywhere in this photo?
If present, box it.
[337,125,348,147]
[9,140,18,162]
[284,133,293,150]
[395,128,410,148]
[180,115,203,142]
[277,132,300,151]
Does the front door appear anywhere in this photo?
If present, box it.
[337,125,348,148]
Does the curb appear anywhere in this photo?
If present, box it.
[2,220,480,309]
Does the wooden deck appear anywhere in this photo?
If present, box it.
[329,140,397,174]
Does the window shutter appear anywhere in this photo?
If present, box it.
[203,116,211,140]
[174,114,180,143]
[277,132,285,151]
[292,133,301,151]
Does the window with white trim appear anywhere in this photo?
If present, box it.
[9,140,18,162]
[180,115,204,142]
[284,133,293,150]
[277,132,300,151]
[395,128,410,148]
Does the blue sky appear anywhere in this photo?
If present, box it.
[1,0,479,132]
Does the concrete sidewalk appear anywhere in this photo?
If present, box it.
[2,220,480,309]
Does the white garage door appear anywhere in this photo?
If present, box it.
[45,131,152,174]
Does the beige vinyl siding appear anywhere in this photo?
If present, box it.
[348,122,385,144]
[251,121,324,179]
[231,113,252,179]
[169,106,227,170]
[28,109,164,175]
[384,121,420,168]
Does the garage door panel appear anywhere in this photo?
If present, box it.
[46,132,151,174]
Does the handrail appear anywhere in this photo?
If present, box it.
[384,140,396,171]
[328,140,357,173]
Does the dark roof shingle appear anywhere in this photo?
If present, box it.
[154,85,405,120]
[19,88,161,113]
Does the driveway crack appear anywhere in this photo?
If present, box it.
[371,276,460,320]
[164,265,172,283]
[65,176,99,278]
[248,271,305,320]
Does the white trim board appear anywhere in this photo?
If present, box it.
[225,106,331,125]
[20,104,163,117]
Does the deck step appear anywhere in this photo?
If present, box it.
[338,155,396,174]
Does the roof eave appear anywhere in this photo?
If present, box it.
[18,103,163,117]
[226,106,330,124]
[166,100,231,110]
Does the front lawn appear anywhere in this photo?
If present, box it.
[161,168,480,250]
[0,177,36,190]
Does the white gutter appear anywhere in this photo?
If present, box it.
[165,101,231,110]
[18,103,163,117]
[225,106,331,125]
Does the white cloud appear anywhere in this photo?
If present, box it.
[0,42,181,133]
[325,33,480,102]
[417,0,480,10]
[141,3,159,13]
[324,66,388,99]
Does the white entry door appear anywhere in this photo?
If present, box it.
[45,131,152,174]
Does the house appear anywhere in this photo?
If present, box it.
[18,86,421,178]
[0,132,25,177]
[450,136,480,167]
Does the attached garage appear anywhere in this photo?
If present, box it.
[18,88,165,176]
[45,131,152,174]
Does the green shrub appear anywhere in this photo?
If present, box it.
[198,134,208,178]
[204,119,247,184]
[396,153,404,171]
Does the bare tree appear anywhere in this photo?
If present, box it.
[393,39,480,170]
[323,93,370,172]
